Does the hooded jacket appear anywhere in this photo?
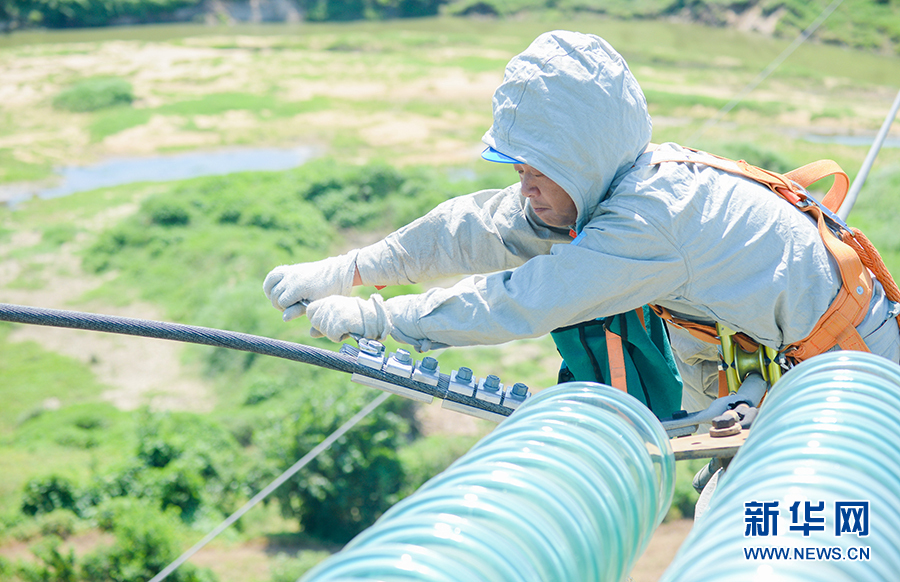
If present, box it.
[354,31,900,364]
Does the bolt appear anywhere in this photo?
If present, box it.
[456,367,473,383]
[483,375,500,391]
[421,356,438,372]
[358,338,377,356]
[511,383,528,397]
[395,349,411,365]
[712,410,739,429]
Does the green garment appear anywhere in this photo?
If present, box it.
[551,306,683,419]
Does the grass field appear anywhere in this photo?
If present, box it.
[1,14,899,582]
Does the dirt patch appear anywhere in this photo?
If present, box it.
[101,114,221,155]
[732,5,786,36]
[630,518,695,581]
[0,530,116,562]
[191,538,286,581]
[292,108,489,165]
[0,208,215,413]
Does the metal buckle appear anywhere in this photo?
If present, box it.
[790,180,851,234]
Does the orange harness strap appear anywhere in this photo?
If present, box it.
[646,150,898,365]
[783,204,872,361]
[604,328,628,392]
[784,159,850,213]
[603,307,649,393]
[572,220,644,393]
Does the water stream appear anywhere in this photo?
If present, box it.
[802,133,900,148]
[1,145,318,208]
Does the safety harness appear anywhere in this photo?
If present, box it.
[647,149,900,370]
[553,149,900,408]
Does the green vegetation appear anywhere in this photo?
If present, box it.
[2,0,203,29]
[3,1,900,58]
[53,77,134,113]
[84,91,335,142]
[0,0,443,29]
[844,166,900,274]
[0,159,517,581]
[7,499,217,582]
[78,160,479,320]
[0,149,51,183]
[441,0,900,55]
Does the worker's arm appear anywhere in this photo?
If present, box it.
[307,221,688,351]
[265,185,571,320]
[353,185,572,287]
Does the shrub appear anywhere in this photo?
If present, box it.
[143,197,193,227]
[666,459,706,521]
[154,462,206,520]
[21,475,79,517]
[14,536,79,582]
[10,0,205,28]
[37,508,80,539]
[300,162,406,228]
[396,434,480,498]
[707,142,795,175]
[52,77,133,113]
[257,387,415,543]
[81,498,216,582]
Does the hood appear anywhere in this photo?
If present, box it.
[483,31,652,232]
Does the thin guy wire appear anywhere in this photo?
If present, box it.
[686,0,844,144]
[148,391,392,582]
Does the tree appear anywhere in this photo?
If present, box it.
[258,384,413,543]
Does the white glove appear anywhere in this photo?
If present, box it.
[263,250,359,321]
[306,295,393,343]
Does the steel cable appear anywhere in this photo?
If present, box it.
[0,302,513,416]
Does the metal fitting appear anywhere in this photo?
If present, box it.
[503,382,530,410]
[449,366,478,397]
[412,356,440,386]
[384,349,415,378]
[356,338,386,370]
[476,374,504,405]
[350,373,433,404]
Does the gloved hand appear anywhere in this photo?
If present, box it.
[263,250,359,321]
[307,295,393,343]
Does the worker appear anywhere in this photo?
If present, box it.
[263,30,900,417]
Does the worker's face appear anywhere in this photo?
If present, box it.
[515,164,578,228]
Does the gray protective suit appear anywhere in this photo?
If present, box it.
[352,31,900,408]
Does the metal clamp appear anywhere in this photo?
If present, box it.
[356,338,386,370]
[476,374,504,405]
[384,349,415,378]
[448,367,478,397]
[412,356,441,386]
[660,374,768,436]
[503,382,530,410]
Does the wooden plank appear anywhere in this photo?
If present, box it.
[670,429,749,460]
